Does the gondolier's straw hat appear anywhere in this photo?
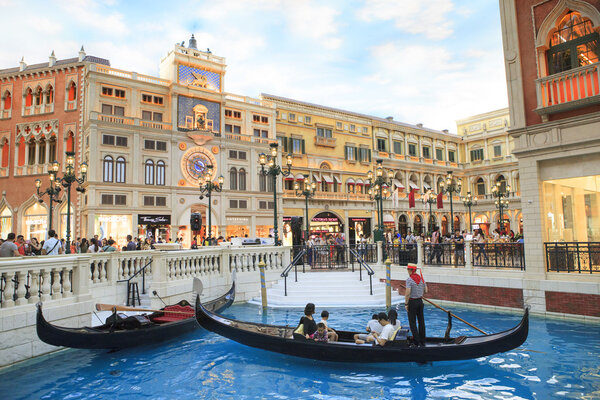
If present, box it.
[407,263,418,270]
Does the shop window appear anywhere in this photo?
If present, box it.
[0,206,12,239]
[238,168,246,190]
[23,202,47,241]
[230,167,238,190]
[103,155,114,182]
[547,12,599,75]
[115,156,126,183]
[156,160,165,185]
[145,160,154,185]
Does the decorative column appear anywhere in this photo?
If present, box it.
[465,240,473,269]
[417,238,424,268]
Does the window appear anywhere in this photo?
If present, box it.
[115,157,126,183]
[476,178,486,196]
[493,145,502,157]
[45,85,54,104]
[470,148,484,161]
[156,141,167,151]
[225,124,241,134]
[345,145,357,161]
[103,156,113,182]
[101,87,113,96]
[230,167,238,190]
[27,138,35,165]
[362,127,368,134]
[115,195,126,205]
[448,151,456,162]
[252,115,269,124]
[102,135,115,146]
[422,146,431,159]
[253,114,260,122]
[102,86,125,98]
[116,136,127,147]
[288,113,296,121]
[278,136,288,153]
[344,124,348,130]
[359,148,371,163]
[316,128,332,138]
[156,197,166,206]
[144,140,155,150]
[38,138,46,164]
[48,136,56,162]
[101,194,113,205]
[156,160,165,185]
[393,141,402,154]
[229,199,247,209]
[225,109,232,117]
[225,109,241,118]
[259,201,275,209]
[101,192,125,205]
[377,138,386,152]
[238,168,246,190]
[253,129,268,138]
[67,82,76,102]
[547,12,599,75]
[291,138,304,154]
[145,160,154,185]
[142,94,152,103]
[408,144,417,156]
[305,116,311,124]
[229,150,247,160]
[336,122,342,130]
[114,89,125,98]
[101,104,124,116]
[142,94,163,105]
[143,196,154,206]
[142,111,162,121]
[350,124,356,132]
[436,148,444,161]
[259,174,267,192]
[281,112,287,119]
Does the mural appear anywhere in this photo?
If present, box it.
[177,96,220,133]
[178,65,221,92]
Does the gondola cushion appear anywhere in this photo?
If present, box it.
[152,305,194,323]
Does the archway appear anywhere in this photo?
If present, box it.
[22,202,48,240]
[310,211,344,239]
[441,215,448,236]
[453,215,461,233]
[398,215,408,237]
[413,215,423,236]
[474,214,490,236]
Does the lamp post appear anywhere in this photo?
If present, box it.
[53,151,87,254]
[422,189,437,235]
[259,143,292,246]
[35,165,62,230]
[462,191,477,233]
[294,174,316,243]
[440,171,462,234]
[367,160,394,258]
[492,181,511,232]
[199,165,224,241]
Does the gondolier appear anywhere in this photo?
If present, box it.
[405,263,427,347]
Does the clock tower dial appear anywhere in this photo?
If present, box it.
[181,146,218,186]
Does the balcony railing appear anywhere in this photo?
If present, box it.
[314,136,336,147]
[225,132,276,144]
[225,93,274,108]
[93,64,170,86]
[283,190,371,201]
[536,62,600,114]
[545,242,600,273]
[96,113,172,130]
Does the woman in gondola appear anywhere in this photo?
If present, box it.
[298,303,318,339]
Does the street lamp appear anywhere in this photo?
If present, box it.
[294,174,316,244]
[259,143,292,245]
[367,160,394,255]
[462,191,477,233]
[440,171,462,234]
[35,169,63,230]
[198,165,224,241]
[422,189,437,235]
[53,151,87,254]
[492,181,511,232]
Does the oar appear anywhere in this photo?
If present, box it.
[95,304,194,315]
[397,282,487,335]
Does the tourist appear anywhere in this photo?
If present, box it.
[298,303,318,339]
[354,313,382,344]
[405,263,427,347]
[0,232,19,257]
[42,230,62,255]
[311,322,329,343]
[371,312,394,346]
[29,237,42,256]
[126,235,136,251]
[88,238,100,253]
[453,230,464,266]
[79,238,89,254]
[335,234,344,264]
[319,310,338,342]
[474,229,489,264]
[102,239,117,252]
[191,236,198,249]
[428,226,442,264]
[388,309,401,330]
[16,235,26,256]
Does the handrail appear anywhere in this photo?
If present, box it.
[349,248,374,295]
[280,248,307,296]
[117,259,152,296]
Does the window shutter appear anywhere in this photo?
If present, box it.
[288,137,293,153]
[344,145,348,160]
[368,149,371,162]
[301,139,305,154]
[353,147,358,161]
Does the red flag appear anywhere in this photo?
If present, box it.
[437,192,443,209]
[408,189,415,208]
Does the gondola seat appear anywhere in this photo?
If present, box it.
[152,305,194,323]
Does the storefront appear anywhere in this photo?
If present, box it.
[348,217,371,245]
[473,214,490,236]
[94,214,132,248]
[226,217,250,238]
[58,202,75,242]
[383,214,395,233]
[282,216,303,246]
[138,214,171,243]
[310,212,343,238]
[22,203,47,240]
[0,206,12,239]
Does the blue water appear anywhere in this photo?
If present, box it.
[1,304,599,400]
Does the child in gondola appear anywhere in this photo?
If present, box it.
[312,323,329,342]
[319,310,339,342]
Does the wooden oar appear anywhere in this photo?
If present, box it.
[95,303,194,316]
[397,282,487,335]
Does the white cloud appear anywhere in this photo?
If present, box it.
[56,0,128,36]
[357,0,455,40]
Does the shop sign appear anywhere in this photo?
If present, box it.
[98,215,129,223]
[26,218,47,225]
[350,218,367,222]
[312,217,339,222]
[138,214,171,225]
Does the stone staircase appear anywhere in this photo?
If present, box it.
[249,270,404,308]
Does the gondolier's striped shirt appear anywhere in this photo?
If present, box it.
[406,277,425,299]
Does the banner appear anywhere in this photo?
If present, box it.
[437,192,444,209]
[408,189,415,208]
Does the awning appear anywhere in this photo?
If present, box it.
[333,176,341,184]
[295,173,306,181]
[383,214,394,222]
[346,178,355,185]
[409,181,419,190]
[356,179,364,186]
[322,175,333,184]
[312,173,321,182]
[393,179,404,189]
[284,176,294,180]
[423,182,431,190]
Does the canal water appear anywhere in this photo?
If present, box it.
[0,303,598,399]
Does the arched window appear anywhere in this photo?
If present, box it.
[67,81,77,101]
[156,160,165,186]
[229,167,237,190]
[145,160,154,185]
[34,87,43,106]
[0,205,12,239]
[45,85,54,104]
[38,137,46,164]
[413,215,423,236]
[1,138,9,168]
[238,168,246,190]
[24,88,33,108]
[48,135,56,162]
[548,12,599,75]
[66,131,74,153]
[476,178,486,196]
[115,156,126,183]
[17,136,25,166]
[259,174,267,192]
[27,137,36,165]
[496,175,507,192]
[2,91,11,110]
[103,155,114,182]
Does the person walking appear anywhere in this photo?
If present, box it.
[428,227,442,264]
[42,230,63,255]
[0,233,20,257]
[126,235,137,251]
[405,263,427,347]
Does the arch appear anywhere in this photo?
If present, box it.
[34,86,43,106]
[20,196,48,240]
[145,159,155,185]
[229,167,238,190]
[103,155,114,182]
[427,213,437,234]
[238,168,246,190]
[409,173,420,191]
[423,174,433,191]
[45,84,54,104]
[441,215,449,236]
[475,177,486,196]
[436,176,444,193]
[453,214,461,233]
[115,156,126,183]
[398,214,409,236]
[0,201,13,239]
[413,214,423,236]
[495,174,507,192]
[1,137,9,168]
[67,80,77,102]
[319,161,332,170]
[156,160,165,185]
[66,131,74,153]
[536,0,600,48]
[310,211,344,237]
[2,90,11,110]
[24,88,33,108]
[346,177,355,193]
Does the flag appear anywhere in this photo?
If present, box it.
[408,189,415,208]
[437,192,443,209]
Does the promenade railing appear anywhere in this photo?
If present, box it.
[472,242,525,270]
[424,243,466,267]
[545,242,600,273]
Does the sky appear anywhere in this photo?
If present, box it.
[0,0,508,132]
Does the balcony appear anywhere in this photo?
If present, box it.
[314,136,336,147]
[536,62,600,116]
[96,113,172,131]
[93,64,170,86]
[225,132,276,145]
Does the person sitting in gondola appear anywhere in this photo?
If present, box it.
[311,323,328,342]
[319,310,338,342]
[298,303,318,339]
[371,312,395,346]
[354,314,382,344]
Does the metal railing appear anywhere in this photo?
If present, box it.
[350,243,377,263]
[473,243,525,270]
[280,248,307,296]
[383,244,417,266]
[117,260,152,305]
[545,242,600,273]
[424,243,465,267]
[349,248,374,295]
[306,245,349,269]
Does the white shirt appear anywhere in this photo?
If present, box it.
[367,319,382,334]
[389,320,401,330]
[379,324,395,342]
[319,319,329,328]
[42,237,61,255]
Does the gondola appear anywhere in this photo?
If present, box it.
[195,296,528,363]
[36,280,235,350]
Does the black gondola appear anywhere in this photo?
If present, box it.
[195,296,528,363]
[36,281,235,350]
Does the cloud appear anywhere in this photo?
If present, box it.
[357,0,455,40]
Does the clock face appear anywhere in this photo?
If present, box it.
[181,146,217,186]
